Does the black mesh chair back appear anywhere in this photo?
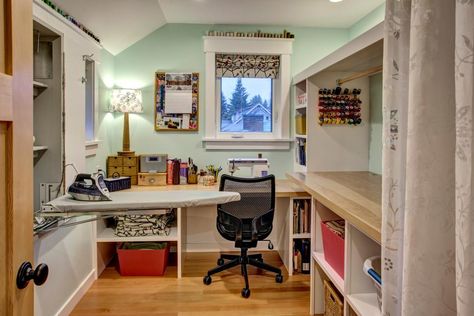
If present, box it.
[217,174,275,248]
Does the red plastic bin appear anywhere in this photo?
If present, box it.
[321,221,345,279]
[117,243,169,276]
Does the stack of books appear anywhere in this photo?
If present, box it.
[293,199,310,234]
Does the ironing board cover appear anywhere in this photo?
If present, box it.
[44,191,240,213]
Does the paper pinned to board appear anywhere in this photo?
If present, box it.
[164,73,192,114]
[182,114,190,129]
[165,91,192,113]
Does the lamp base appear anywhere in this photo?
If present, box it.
[118,151,135,157]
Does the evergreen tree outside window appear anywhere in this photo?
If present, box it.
[220,77,272,133]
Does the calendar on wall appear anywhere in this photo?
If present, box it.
[154,72,199,131]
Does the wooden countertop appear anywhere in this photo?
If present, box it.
[126,179,309,198]
[286,172,381,243]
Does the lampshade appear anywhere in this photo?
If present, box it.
[110,89,143,113]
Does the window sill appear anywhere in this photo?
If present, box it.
[85,140,101,157]
[203,138,291,150]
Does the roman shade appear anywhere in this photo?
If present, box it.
[216,54,280,78]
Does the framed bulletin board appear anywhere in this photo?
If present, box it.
[154,72,199,131]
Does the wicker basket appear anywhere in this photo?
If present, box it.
[324,280,343,316]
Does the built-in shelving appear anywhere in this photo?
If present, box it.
[97,226,178,243]
[293,233,310,239]
[346,293,381,316]
[313,250,344,293]
[295,134,307,139]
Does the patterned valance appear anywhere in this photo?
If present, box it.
[216,54,280,79]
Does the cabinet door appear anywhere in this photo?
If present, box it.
[0,0,35,315]
[64,38,87,184]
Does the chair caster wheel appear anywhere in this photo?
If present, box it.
[241,288,251,298]
[217,258,225,266]
[203,275,212,285]
[275,274,283,283]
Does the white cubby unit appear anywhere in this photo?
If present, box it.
[294,80,308,172]
[310,199,381,316]
[286,197,312,276]
[289,21,384,316]
[95,208,185,279]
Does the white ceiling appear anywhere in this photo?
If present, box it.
[55,0,384,55]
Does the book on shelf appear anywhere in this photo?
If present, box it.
[293,239,311,274]
[293,199,311,234]
[295,138,306,166]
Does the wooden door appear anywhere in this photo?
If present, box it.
[0,0,34,315]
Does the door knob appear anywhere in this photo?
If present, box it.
[16,262,49,289]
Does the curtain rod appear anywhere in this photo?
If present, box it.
[336,65,383,86]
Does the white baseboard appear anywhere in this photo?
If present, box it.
[56,269,95,316]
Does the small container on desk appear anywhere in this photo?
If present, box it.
[138,172,167,186]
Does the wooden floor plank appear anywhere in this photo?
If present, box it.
[72,251,311,316]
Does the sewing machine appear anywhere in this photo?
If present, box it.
[228,158,270,177]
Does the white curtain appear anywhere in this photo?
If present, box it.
[382,1,474,316]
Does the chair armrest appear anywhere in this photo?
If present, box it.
[251,208,274,242]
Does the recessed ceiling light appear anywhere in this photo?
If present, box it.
[329,0,344,3]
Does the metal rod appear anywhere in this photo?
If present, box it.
[336,65,383,86]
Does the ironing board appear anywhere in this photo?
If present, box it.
[41,190,240,216]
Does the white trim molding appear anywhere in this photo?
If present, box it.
[203,36,293,150]
[203,138,292,150]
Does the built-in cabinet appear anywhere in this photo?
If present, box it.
[291,22,384,316]
[33,20,64,232]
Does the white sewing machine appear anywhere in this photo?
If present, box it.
[228,158,270,177]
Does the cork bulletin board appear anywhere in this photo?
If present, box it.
[154,72,199,131]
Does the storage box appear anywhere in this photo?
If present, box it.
[295,114,306,135]
[324,279,343,316]
[117,242,169,276]
[321,220,345,279]
[138,172,167,186]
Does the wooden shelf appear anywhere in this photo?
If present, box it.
[313,250,344,294]
[346,293,381,316]
[33,80,48,98]
[97,227,178,243]
[33,145,48,152]
[292,233,310,239]
[295,104,307,110]
[295,134,307,139]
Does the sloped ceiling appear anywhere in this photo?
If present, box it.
[55,0,384,55]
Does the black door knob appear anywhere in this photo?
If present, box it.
[16,262,49,289]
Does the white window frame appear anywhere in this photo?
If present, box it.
[84,55,101,157]
[203,36,293,150]
[216,77,276,138]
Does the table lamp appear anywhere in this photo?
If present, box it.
[110,88,143,157]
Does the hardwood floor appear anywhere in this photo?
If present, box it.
[72,251,311,316]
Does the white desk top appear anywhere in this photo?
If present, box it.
[43,190,240,214]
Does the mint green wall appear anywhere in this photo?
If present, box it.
[369,73,382,174]
[85,49,116,173]
[109,24,349,178]
[349,3,385,40]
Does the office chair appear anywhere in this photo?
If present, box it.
[203,174,283,298]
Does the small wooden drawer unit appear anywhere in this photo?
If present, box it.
[107,155,138,185]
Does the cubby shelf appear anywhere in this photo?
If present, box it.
[295,103,307,110]
[295,134,307,139]
[313,250,344,293]
[346,293,381,316]
[97,227,178,243]
[293,233,310,239]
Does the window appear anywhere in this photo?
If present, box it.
[203,36,293,149]
[85,59,95,141]
[220,78,273,133]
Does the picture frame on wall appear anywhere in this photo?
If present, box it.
[154,71,199,131]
